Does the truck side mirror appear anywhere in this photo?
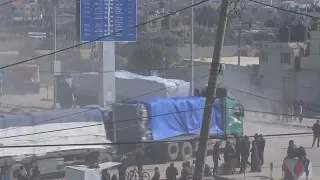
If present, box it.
[239,104,244,117]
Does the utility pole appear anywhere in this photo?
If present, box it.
[237,21,241,71]
[190,0,194,96]
[53,0,57,108]
[193,0,229,180]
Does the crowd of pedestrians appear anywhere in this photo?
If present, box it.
[270,99,305,123]
[212,133,266,176]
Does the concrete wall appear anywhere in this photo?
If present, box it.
[176,46,238,59]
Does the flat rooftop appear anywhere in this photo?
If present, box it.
[184,56,259,66]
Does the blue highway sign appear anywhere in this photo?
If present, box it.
[80,0,137,42]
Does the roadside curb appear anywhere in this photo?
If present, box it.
[251,119,312,129]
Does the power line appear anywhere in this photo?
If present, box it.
[0,0,210,70]
[0,131,313,148]
[248,0,320,19]
[0,0,18,7]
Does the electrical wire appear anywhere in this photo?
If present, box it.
[0,0,19,7]
[0,0,210,70]
[0,131,313,148]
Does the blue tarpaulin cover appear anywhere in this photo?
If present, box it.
[124,97,224,140]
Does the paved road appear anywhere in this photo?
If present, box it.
[118,113,318,180]
[222,114,317,179]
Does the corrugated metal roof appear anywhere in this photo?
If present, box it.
[0,108,110,161]
[184,56,259,66]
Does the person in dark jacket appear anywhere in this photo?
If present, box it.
[32,166,40,179]
[287,140,298,158]
[212,141,221,176]
[312,120,320,148]
[235,136,242,168]
[17,166,27,180]
[204,164,212,177]
[135,148,144,180]
[224,141,235,174]
[151,167,160,180]
[180,162,191,180]
[166,163,178,180]
[298,99,305,123]
[258,134,266,166]
[239,135,250,173]
[118,155,127,180]
[250,141,261,172]
[297,146,310,177]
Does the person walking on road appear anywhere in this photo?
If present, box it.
[224,141,236,174]
[250,140,261,172]
[298,99,305,123]
[212,141,221,176]
[17,166,28,180]
[166,163,178,180]
[235,136,241,168]
[151,167,160,180]
[258,134,266,166]
[179,162,191,180]
[312,120,320,148]
[118,155,127,180]
[134,148,144,180]
[239,135,250,173]
[287,140,298,159]
[190,160,195,174]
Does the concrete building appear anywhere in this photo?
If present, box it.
[257,31,320,108]
[11,1,47,21]
[299,31,320,106]
[241,2,275,23]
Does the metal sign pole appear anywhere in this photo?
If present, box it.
[270,162,273,180]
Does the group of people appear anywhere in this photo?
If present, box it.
[165,161,211,180]
[270,99,305,123]
[286,140,310,176]
[212,133,266,176]
[0,165,40,180]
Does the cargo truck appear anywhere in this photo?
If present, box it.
[111,88,244,162]
[0,107,115,180]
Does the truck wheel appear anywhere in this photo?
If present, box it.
[167,142,179,161]
[179,142,193,161]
